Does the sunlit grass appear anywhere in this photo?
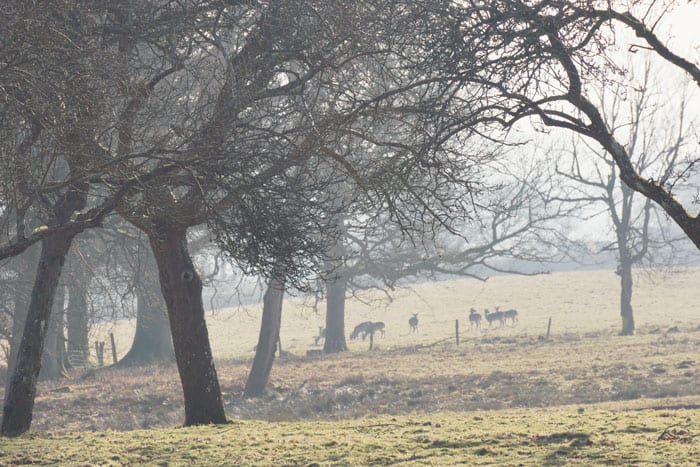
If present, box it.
[2,268,699,465]
[2,404,698,465]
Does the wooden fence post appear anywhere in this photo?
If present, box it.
[546,317,552,339]
[455,319,460,346]
[96,341,104,367]
[369,330,374,351]
[109,333,118,364]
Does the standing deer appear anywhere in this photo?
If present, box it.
[314,326,326,345]
[469,307,482,329]
[408,313,419,333]
[502,308,518,325]
[484,308,505,327]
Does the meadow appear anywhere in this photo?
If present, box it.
[1,267,699,465]
[106,267,700,360]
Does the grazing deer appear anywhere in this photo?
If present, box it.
[369,321,386,338]
[502,308,518,325]
[350,321,374,340]
[484,308,505,327]
[469,307,482,329]
[408,313,419,333]
[314,326,326,345]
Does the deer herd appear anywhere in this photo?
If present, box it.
[470,306,519,329]
[314,306,520,345]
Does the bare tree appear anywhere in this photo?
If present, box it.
[1,0,180,436]
[0,0,119,435]
[555,63,688,334]
[244,272,285,398]
[420,0,700,254]
[313,157,573,349]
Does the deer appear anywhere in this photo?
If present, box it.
[369,321,386,338]
[469,307,482,329]
[314,326,326,345]
[484,308,505,327]
[502,308,518,325]
[408,313,419,333]
[350,321,374,340]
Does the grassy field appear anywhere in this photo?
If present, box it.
[2,403,699,465]
[103,267,700,360]
[1,267,700,465]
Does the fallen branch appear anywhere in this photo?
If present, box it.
[658,421,699,443]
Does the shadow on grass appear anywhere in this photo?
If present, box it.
[534,432,593,466]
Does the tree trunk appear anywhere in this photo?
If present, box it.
[619,259,635,336]
[65,252,91,367]
[1,231,75,436]
[244,275,285,398]
[148,224,226,426]
[118,243,174,367]
[323,273,348,353]
[617,187,636,337]
[7,244,39,380]
[40,285,68,379]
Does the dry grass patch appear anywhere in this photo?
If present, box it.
[7,326,699,432]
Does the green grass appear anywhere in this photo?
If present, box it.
[3,268,700,465]
[2,405,698,465]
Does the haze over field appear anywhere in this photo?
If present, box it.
[99,267,700,360]
[2,1,700,462]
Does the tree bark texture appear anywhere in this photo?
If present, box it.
[244,275,285,398]
[323,273,348,353]
[118,243,174,367]
[148,224,226,426]
[1,231,75,436]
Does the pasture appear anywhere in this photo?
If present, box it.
[107,267,700,360]
[2,267,700,465]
